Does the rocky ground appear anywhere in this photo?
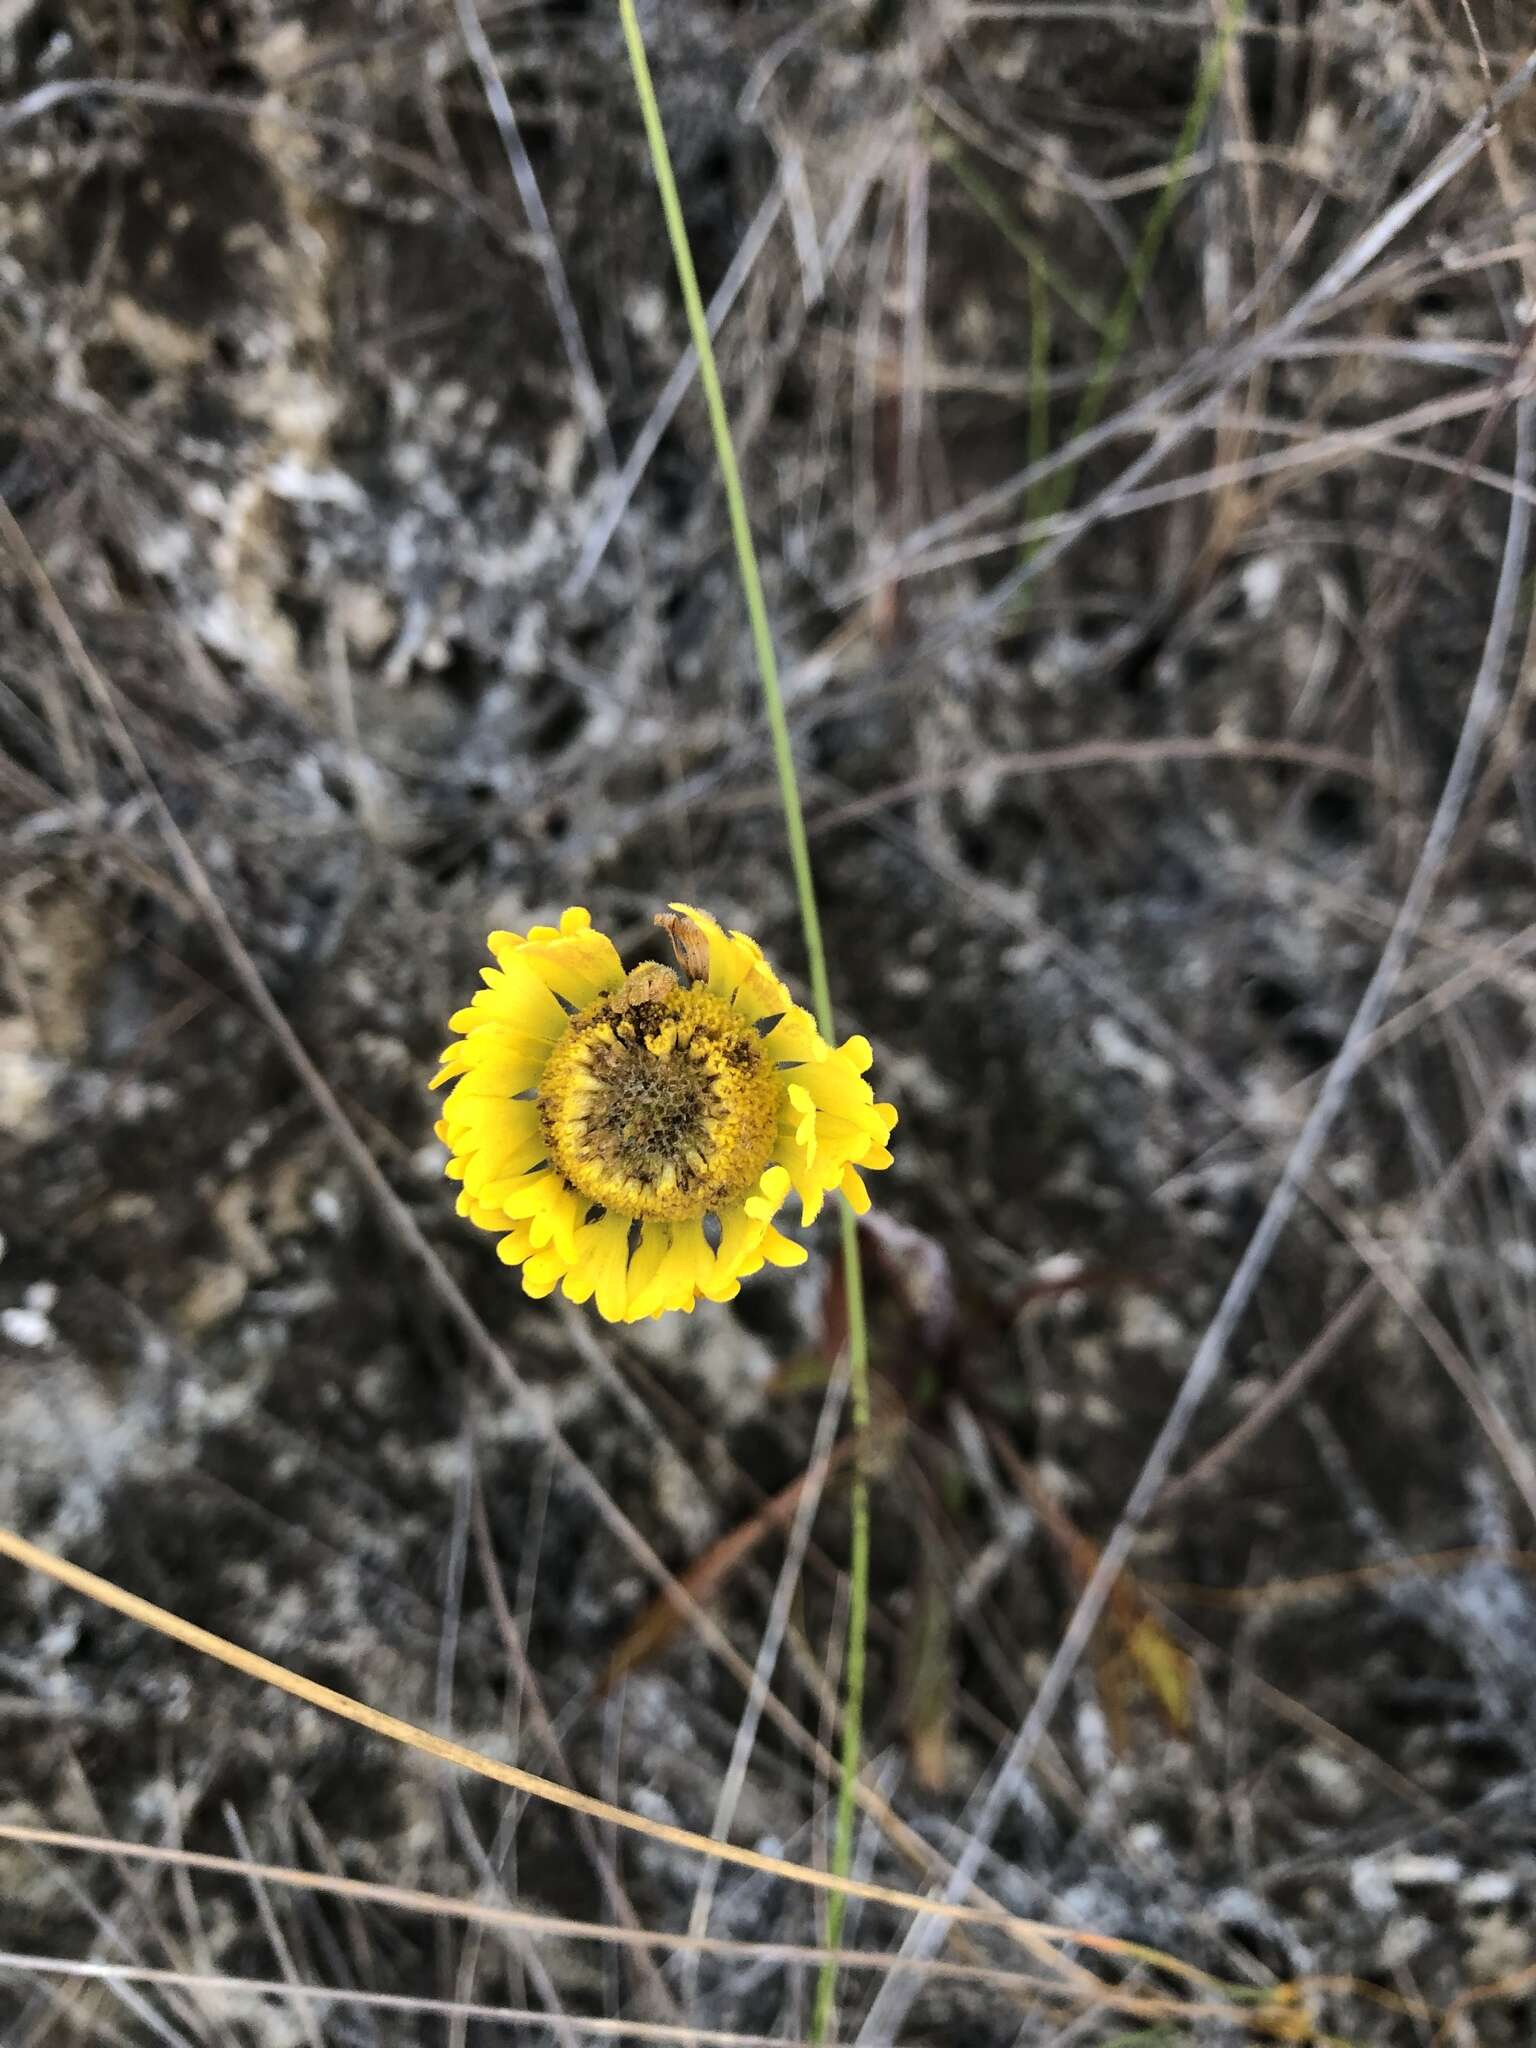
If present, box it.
[5,1,1536,2042]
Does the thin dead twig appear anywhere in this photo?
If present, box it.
[855,346,1536,2048]
[808,736,1387,835]
[451,0,615,467]
[466,1469,680,2026]
[0,491,1022,1930]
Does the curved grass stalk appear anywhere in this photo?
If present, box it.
[0,1530,1359,2038]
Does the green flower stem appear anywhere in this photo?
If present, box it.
[1061,0,1243,479]
[615,3,870,2032]
[616,0,831,1037]
[1035,0,1245,549]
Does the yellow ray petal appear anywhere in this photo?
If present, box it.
[433,906,893,1318]
[451,963,569,1045]
[627,1220,713,1318]
[519,925,626,1009]
[566,1211,633,1323]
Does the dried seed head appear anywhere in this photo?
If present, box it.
[536,979,779,1221]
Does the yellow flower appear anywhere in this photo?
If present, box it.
[432,905,897,1322]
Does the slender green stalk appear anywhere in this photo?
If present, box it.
[930,126,1110,340]
[928,132,1061,539]
[1059,0,1243,478]
[616,0,832,1035]
[1000,0,1243,596]
[614,4,870,2032]
[1025,247,1054,532]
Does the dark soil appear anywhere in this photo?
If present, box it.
[5,1,1536,2041]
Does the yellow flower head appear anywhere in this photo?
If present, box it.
[432,905,897,1323]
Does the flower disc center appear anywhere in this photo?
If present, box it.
[537,966,779,1222]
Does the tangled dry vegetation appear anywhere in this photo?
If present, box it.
[5,1,1536,2041]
